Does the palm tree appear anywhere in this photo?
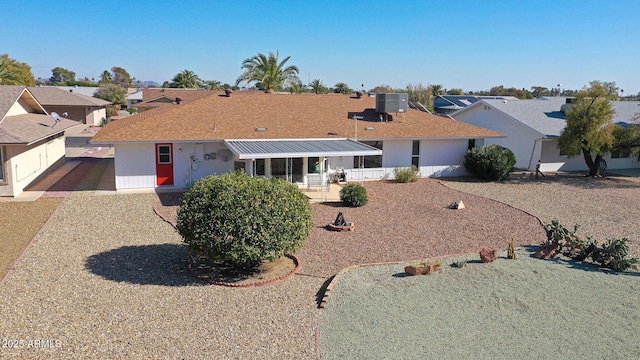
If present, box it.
[334,82,352,94]
[171,69,203,88]
[236,51,299,93]
[99,70,112,84]
[203,79,223,90]
[430,84,444,96]
[309,79,325,94]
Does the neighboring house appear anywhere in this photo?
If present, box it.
[434,95,519,114]
[451,97,640,172]
[130,88,213,113]
[91,92,504,191]
[0,86,80,197]
[28,87,111,126]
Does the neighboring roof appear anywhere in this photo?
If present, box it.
[0,113,79,145]
[50,86,139,97]
[92,92,505,144]
[612,101,640,126]
[434,95,519,111]
[0,86,45,121]
[456,98,568,137]
[142,88,213,102]
[225,139,383,159]
[28,87,111,107]
[453,97,640,138]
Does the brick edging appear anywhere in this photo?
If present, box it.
[187,254,302,287]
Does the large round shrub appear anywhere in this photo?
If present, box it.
[176,171,313,266]
[464,144,516,181]
[339,183,368,207]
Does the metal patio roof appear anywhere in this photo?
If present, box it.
[224,139,382,159]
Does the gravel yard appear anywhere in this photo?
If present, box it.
[2,172,639,359]
[441,172,640,259]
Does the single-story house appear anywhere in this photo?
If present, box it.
[28,87,111,126]
[128,88,213,113]
[90,91,505,191]
[0,86,80,197]
[451,97,640,172]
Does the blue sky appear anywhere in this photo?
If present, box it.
[3,1,639,94]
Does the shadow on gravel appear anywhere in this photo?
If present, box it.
[85,243,203,286]
[521,245,640,277]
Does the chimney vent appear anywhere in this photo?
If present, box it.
[176,97,183,105]
[225,88,233,97]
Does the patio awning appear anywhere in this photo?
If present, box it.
[224,138,382,159]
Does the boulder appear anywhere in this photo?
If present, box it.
[479,248,498,263]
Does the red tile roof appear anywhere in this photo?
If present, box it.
[92,92,505,143]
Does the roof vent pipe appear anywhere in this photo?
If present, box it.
[225,88,233,97]
[176,97,183,104]
[356,91,363,99]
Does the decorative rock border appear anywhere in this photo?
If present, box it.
[186,254,302,287]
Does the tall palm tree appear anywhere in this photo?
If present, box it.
[171,69,203,88]
[236,51,299,93]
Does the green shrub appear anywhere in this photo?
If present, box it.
[176,171,313,266]
[394,165,419,183]
[339,183,368,207]
[126,106,138,114]
[464,144,516,181]
[99,117,111,127]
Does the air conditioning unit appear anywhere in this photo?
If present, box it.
[376,93,408,113]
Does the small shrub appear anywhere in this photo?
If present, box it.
[126,106,138,114]
[99,117,111,127]
[394,165,419,183]
[176,171,313,267]
[464,144,516,181]
[339,183,368,207]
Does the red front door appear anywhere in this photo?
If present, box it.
[156,143,174,186]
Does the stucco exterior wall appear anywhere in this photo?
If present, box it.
[454,107,541,170]
[0,136,66,197]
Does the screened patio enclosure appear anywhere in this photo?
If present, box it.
[224,139,382,185]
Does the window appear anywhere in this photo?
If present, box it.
[157,145,171,164]
[411,140,420,168]
[611,150,630,158]
[354,141,383,168]
[308,157,320,174]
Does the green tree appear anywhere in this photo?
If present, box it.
[236,51,299,93]
[446,88,464,95]
[94,83,127,105]
[611,113,640,156]
[333,82,352,94]
[372,84,394,93]
[558,81,617,177]
[203,79,223,90]
[406,83,433,110]
[287,78,306,93]
[99,70,112,84]
[170,69,202,88]
[309,79,326,94]
[430,84,444,96]
[0,54,35,86]
[50,67,76,84]
[111,66,132,88]
[531,86,551,98]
